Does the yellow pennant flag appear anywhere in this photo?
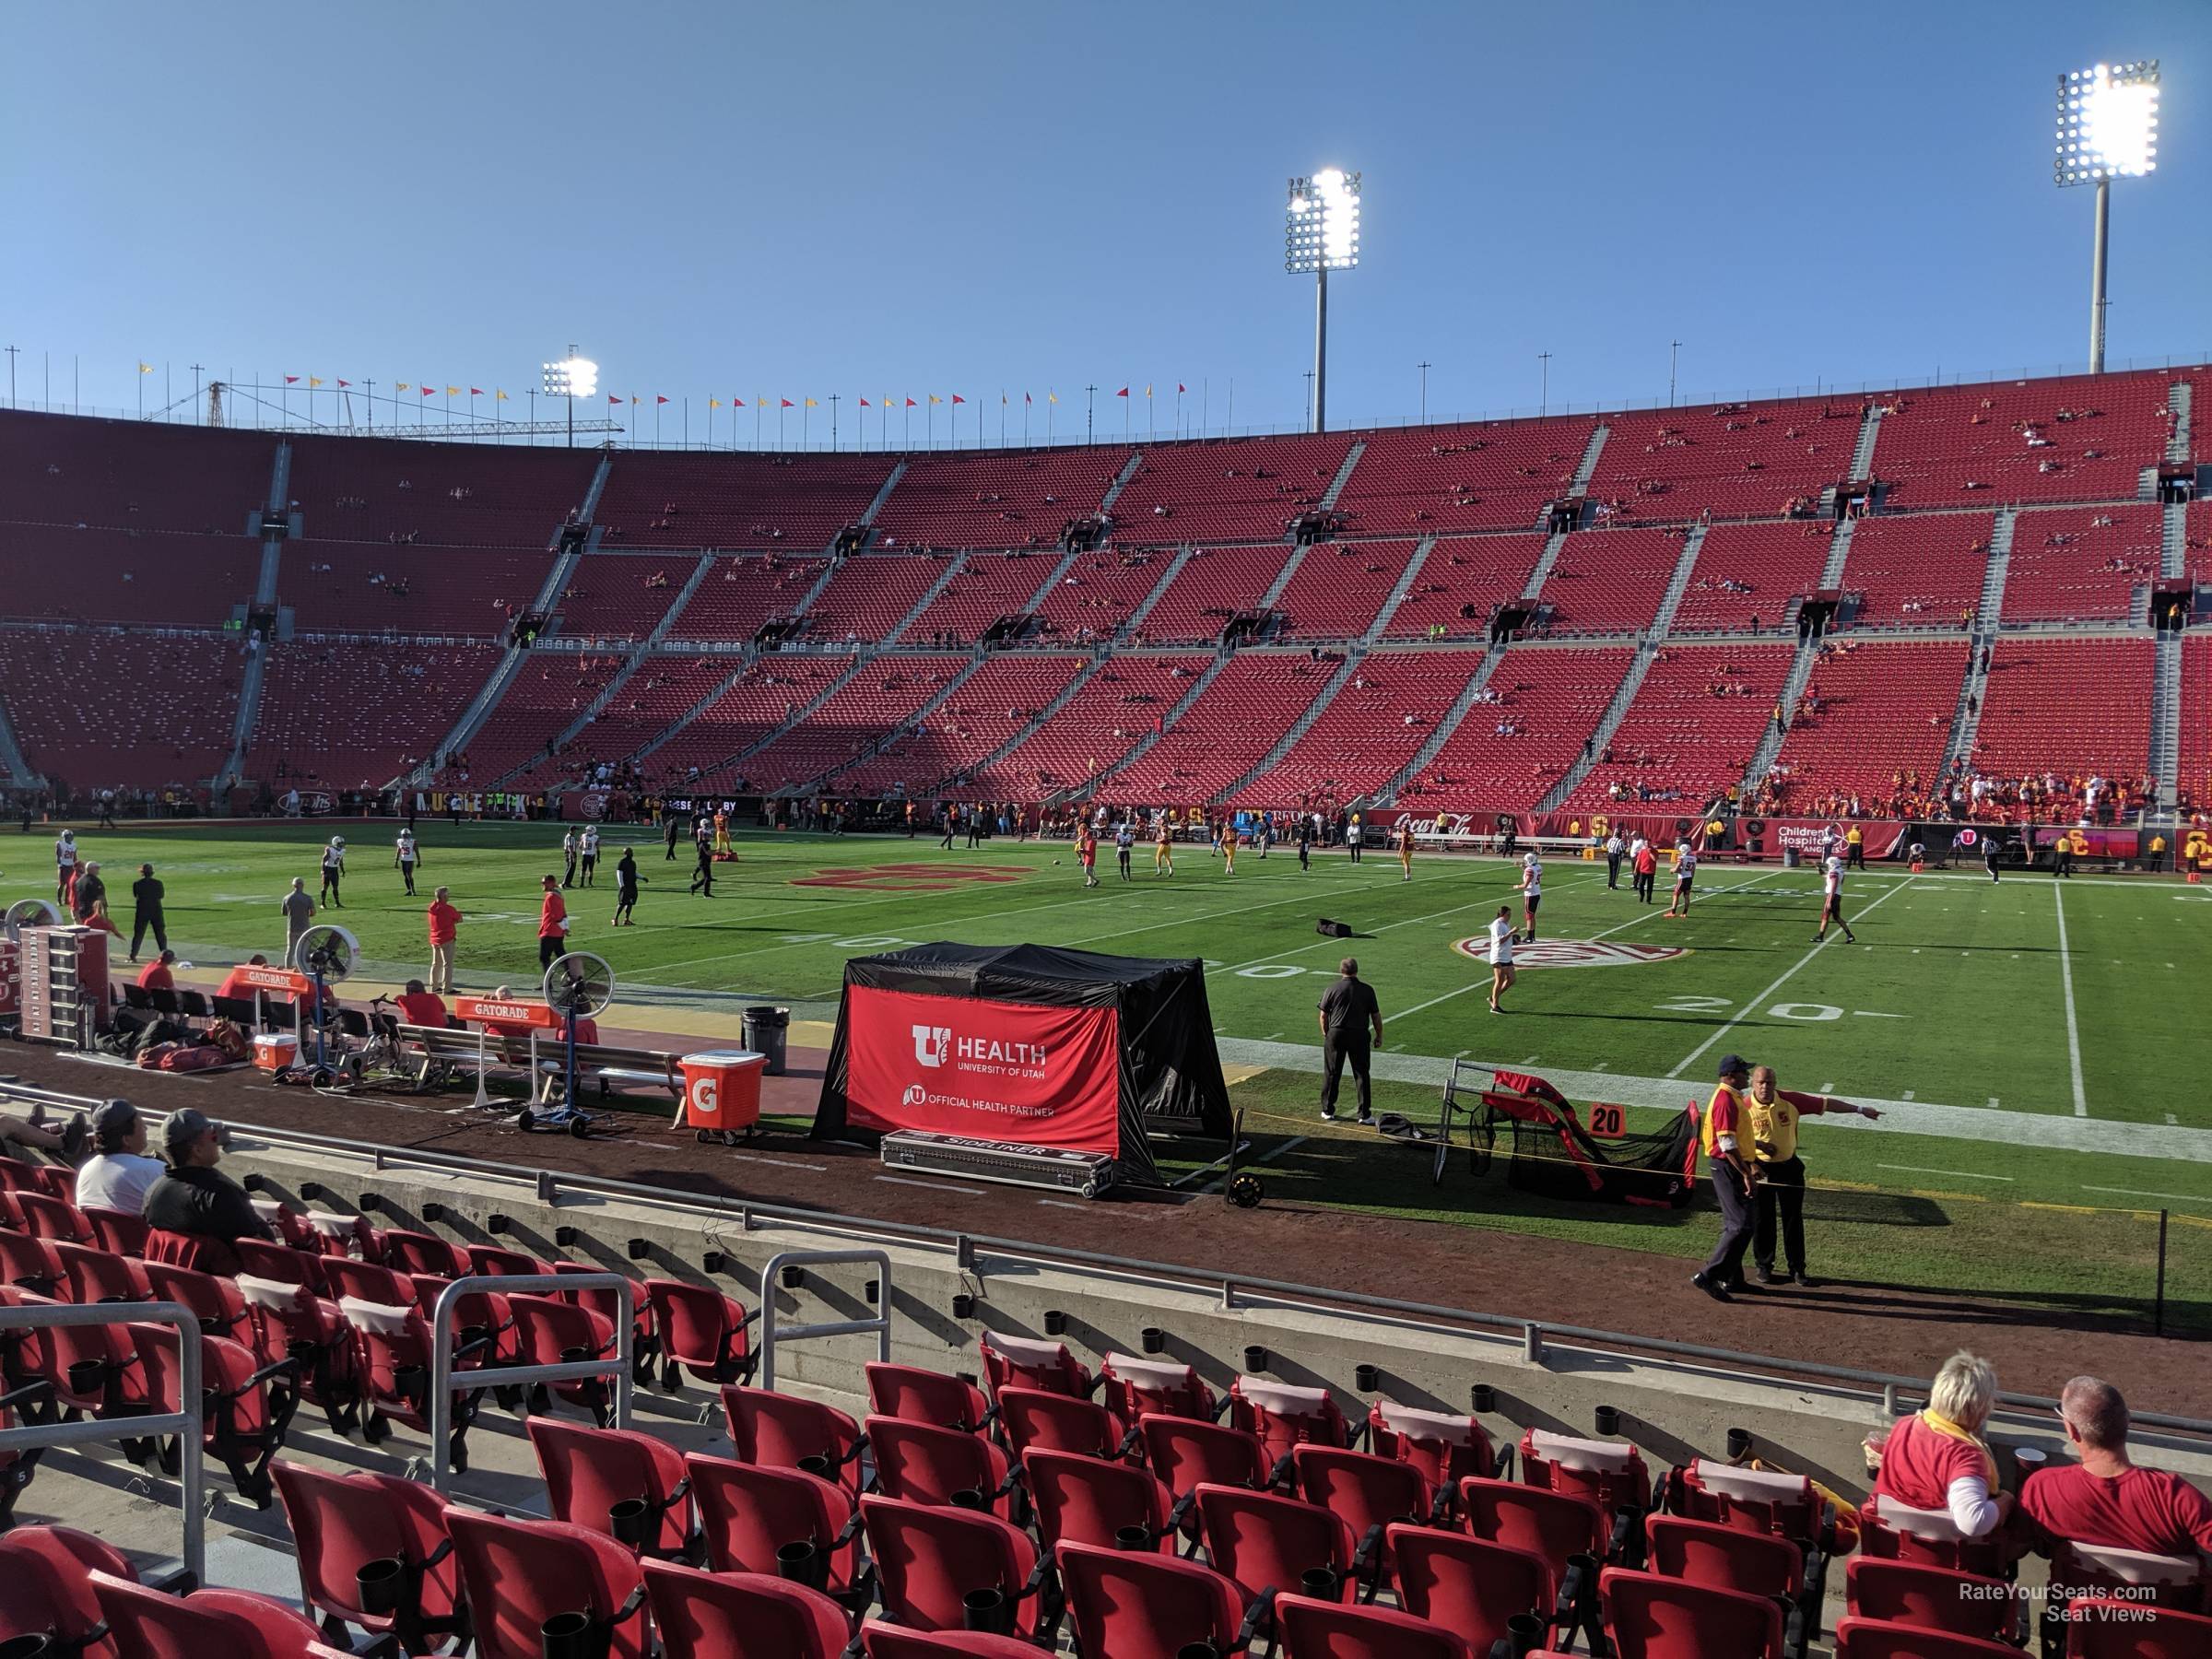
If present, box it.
[927,394,941,406]
[307,376,324,388]
[710,398,722,409]
[137,362,153,374]
[757,397,769,407]
[805,398,818,407]
[496,389,509,401]
[396,382,410,392]
[445,385,461,396]
[1048,392,1059,404]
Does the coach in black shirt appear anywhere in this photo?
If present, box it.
[1316,957,1383,1126]
[131,862,168,961]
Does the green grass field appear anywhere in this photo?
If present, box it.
[18,818,2210,1327]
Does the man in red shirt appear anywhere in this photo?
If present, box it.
[537,875,569,971]
[426,886,463,995]
[2023,1376,2212,1562]
[393,979,448,1030]
[216,954,305,1012]
[136,948,178,994]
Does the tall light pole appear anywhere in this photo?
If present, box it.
[1286,169,1359,433]
[2055,61,2159,373]
[1537,352,1550,418]
[1417,360,1430,424]
[1668,340,1681,406]
[541,347,598,448]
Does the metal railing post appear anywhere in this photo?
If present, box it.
[0,1300,205,1583]
[427,1272,634,1498]
[759,1249,893,1393]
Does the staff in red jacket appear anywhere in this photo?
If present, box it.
[537,874,569,971]
[426,886,463,995]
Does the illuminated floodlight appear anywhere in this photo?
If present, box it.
[541,354,599,398]
[1286,169,1361,273]
[2055,61,2159,183]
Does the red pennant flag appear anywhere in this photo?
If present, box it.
[284,375,300,384]
[656,394,670,405]
[952,394,966,405]
[1025,393,1032,405]
[608,394,622,405]
[1178,382,1186,393]
[860,398,871,407]
[1115,386,1129,397]
[470,387,484,396]
[421,385,436,396]
[905,397,918,407]
[781,398,794,407]
[335,379,350,388]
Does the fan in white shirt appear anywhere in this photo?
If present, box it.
[74,1100,165,1216]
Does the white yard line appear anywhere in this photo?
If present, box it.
[2079,1186,2212,1206]
[2053,883,2088,1118]
[1209,1036,2212,1165]
[1665,877,1913,1080]
[1877,1164,2014,1182]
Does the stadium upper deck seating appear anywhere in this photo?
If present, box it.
[2179,634,2212,813]
[547,554,695,641]
[461,653,629,781]
[805,553,955,648]
[1238,648,1488,807]
[1380,535,1547,641]
[1273,539,1418,640]
[1139,544,1295,643]
[2000,505,2160,625]
[650,655,856,783]
[736,653,968,793]
[1760,641,1969,810]
[0,527,260,628]
[547,656,734,779]
[1835,514,1990,629]
[1869,373,2174,510]
[1534,528,1688,635]
[594,450,892,551]
[245,642,495,789]
[666,555,830,641]
[834,653,1088,796]
[1398,645,1635,811]
[2184,500,2212,589]
[1584,397,1853,524]
[1110,433,1353,546]
[1332,418,1591,535]
[282,545,555,635]
[965,653,1208,799]
[1969,637,2155,783]
[286,430,594,548]
[0,410,273,535]
[1669,521,1835,634]
[0,629,241,788]
[1100,652,1338,799]
[902,552,1058,645]
[1560,644,1795,811]
[1031,548,1175,645]
[869,448,1129,550]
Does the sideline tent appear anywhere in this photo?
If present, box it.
[812,942,1232,1187]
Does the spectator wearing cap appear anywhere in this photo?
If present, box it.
[1868,1350,2011,1540]
[136,948,178,995]
[1691,1053,1759,1300]
[142,1109,274,1277]
[130,862,167,961]
[2021,1376,2212,1563]
[74,1100,165,1216]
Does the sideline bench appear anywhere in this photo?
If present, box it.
[396,1023,685,1105]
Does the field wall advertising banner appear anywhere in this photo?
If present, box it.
[844,986,1121,1153]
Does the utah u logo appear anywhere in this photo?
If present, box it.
[913,1025,951,1067]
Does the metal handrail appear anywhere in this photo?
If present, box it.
[0,1299,206,1581]
[758,1249,892,1392]
[6,1081,2209,1441]
[426,1272,634,1498]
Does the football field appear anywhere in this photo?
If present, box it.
[16,819,2210,1328]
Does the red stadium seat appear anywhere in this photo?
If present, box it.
[376,1229,465,1278]
[1293,1444,1441,1573]
[858,1492,1053,1638]
[139,1259,250,1338]
[271,1460,465,1653]
[979,1326,1091,1399]
[1102,1350,1217,1424]
[1601,1564,1785,1659]
[1141,1411,1272,1512]
[506,1292,617,1424]
[1389,1523,1557,1657]
[866,1413,1021,1521]
[1834,1617,2023,1659]
[80,1206,150,1257]
[556,1259,658,1382]
[129,1318,298,1507]
[1857,1494,2013,1580]
[1023,1445,1177,1553]
[1058,1538,1250,1659]
[529,1418,696,1557]
[998,1383,1129,1462]
[0,1524,135,1659]
[88,1571,327,1659]
[641,1276,755,1389]
[721,1382,867,1498]
[1367,1399,1497,1501]
[865,1360,994,1432]
[858,1623,1050,1659]
[2063,1600,2212,1659]
[233,1273,367,1438]
[318,1256,414,1308]
[339,1295,493,1473]
[445,1506,652,1659]
[1519,1426,1653,1513]
[1229,1375,1353,1470]
[1194,1481,1362,1605]
[1272,1591,1477,1659]
[1845,1557,2016,1644]
[687,1451,862,1595]
[0,1230,65,1298]
[50,1238,150,1305]
[10,1190,92,1244]
[641,1560,853,1659]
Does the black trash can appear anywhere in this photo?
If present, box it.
[743,1005,790,1076]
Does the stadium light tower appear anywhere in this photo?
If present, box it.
[1286,169,1359,432]
[2055,61,2159,373]
[541,347,599,447]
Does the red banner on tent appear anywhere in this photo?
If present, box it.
[844,986,1120,1153]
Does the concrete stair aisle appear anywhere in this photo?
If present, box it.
[1646,523,1709,641]
[644,552,718,647]
[578,451,614,523]
[2148,629,2183,808]
[1122,545,1194,633]
[1016,544,1091,615]
[1067,653,1230,803]
[210,440,298,788]
[1570,424,1610,492]
[1364,536,1438,642]
[1819,519,1856,589]
[1315,440,1367,512]
[1849,405,1885,483]
[620,650,755,770]
[946,652,1108,790]
[1213,647,1368,804]
[1260,543,1311,607]
[880,554,971,646]
[854,459,908,536]
[1535,644,1660,813]
[2161,500,2187,581]
[1520,532,1570,602]
[1735,636,1823,802]
[784,554,848,624]
[0,689,41,786]
[796,653,996,796]
[1098,450,1144,517]
[1935,512,2016,780]
[1375,640,1508,806]
[697,655,872,786]
[2167,379,2193,465]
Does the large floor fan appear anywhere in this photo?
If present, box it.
[289,923,360,1083]
[4,899,62,944]
[526,949,615,1138]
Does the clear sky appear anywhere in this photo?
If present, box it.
[6,1,2207,441]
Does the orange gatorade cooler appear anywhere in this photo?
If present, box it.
[253,1032,299,1073]
[678,1050,766,1141]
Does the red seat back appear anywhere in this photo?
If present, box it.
[1389,1524,1554,1655]
[979,1328,1089,1398]
[88,1571,324,1659]
[2065,1600,2212,1659]
[1461,1476,1606,1573]
[1521,1427,1652,1512]
[1844,1557,2014,1643]
[1369,1401,1496,1493]
[1273,1591,1477,1658]
[140,1260,248,1336]
[529,1418,692,1556]
[271,1461,462,1636]
[866,1414,1015,1519]
[81,1206,150,1256]
[445,1507,651,1659]
[859,1623,1049,1658]
[687,1453,858,1592]
[0,1229,63,1296]
[999,1385,1124,1461]
[858,1493,1044,1636]
[1194,1481,1357,1605]
[641,1560,851,1659]
[377,1229,463,1277]
[1101,1351,1216,1424]
[644,1277,749,1377]
[465,1242,546,1277]
[1601,1565,1783,1659]
[1645,1512,1802,1599]
[1295,1445,1432,1571]
[1230,1376,1352,1465]
[1024,1446,1172,1553]
[865,1360,991,1431]
[0,1524,135,1658]
[721,1383,865,1498]
[13,1191,91,1243]
[51,1239,150,1305]
[1058,1538,1243,1659]
[320,1256,412,1307]
[144,1227,241,1278]
[1140,1412,1269,1499]
[1836,1616,2025,1659]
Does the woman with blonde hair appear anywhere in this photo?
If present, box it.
[1868,1350,2010,1538]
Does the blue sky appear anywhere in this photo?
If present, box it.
[6,1,2207,441]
